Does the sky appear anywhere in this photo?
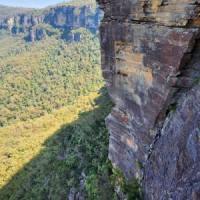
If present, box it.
[0,0,70,8]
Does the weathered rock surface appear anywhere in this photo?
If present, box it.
[0,3,103,42]
[144,85,200,200]
[97,0,200,199]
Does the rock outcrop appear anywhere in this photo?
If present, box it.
[0,3,103,42]
[97,0,200,199]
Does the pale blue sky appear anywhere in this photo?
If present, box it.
[0,0,70,8]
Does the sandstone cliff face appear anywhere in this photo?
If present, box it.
[97,0,200,199]
[0,4,103,42]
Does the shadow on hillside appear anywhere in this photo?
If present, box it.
[0,89,113,200]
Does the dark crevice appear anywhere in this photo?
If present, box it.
[117,70,128,77]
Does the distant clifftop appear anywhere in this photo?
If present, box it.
[0,1,102,42]
[0,5,34,20]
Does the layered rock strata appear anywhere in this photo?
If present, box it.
[97,0,200,199]
[0,4,103,42]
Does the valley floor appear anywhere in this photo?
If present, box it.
[0,89,115,199]
[0,28,117,200]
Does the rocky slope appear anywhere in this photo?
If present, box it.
[97,0,200,199]
[0,1,102,42]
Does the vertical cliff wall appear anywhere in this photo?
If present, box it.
[97,0,200,199]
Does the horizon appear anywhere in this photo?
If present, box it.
[0,0,70,8]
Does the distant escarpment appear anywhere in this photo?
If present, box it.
[98,0,200,199]
[0,2,102,42]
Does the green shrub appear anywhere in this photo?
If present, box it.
[111,167,143,200]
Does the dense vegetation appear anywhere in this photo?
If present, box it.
[0,27,114,199]
[0,88,116,200]
[0,29,102,127]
